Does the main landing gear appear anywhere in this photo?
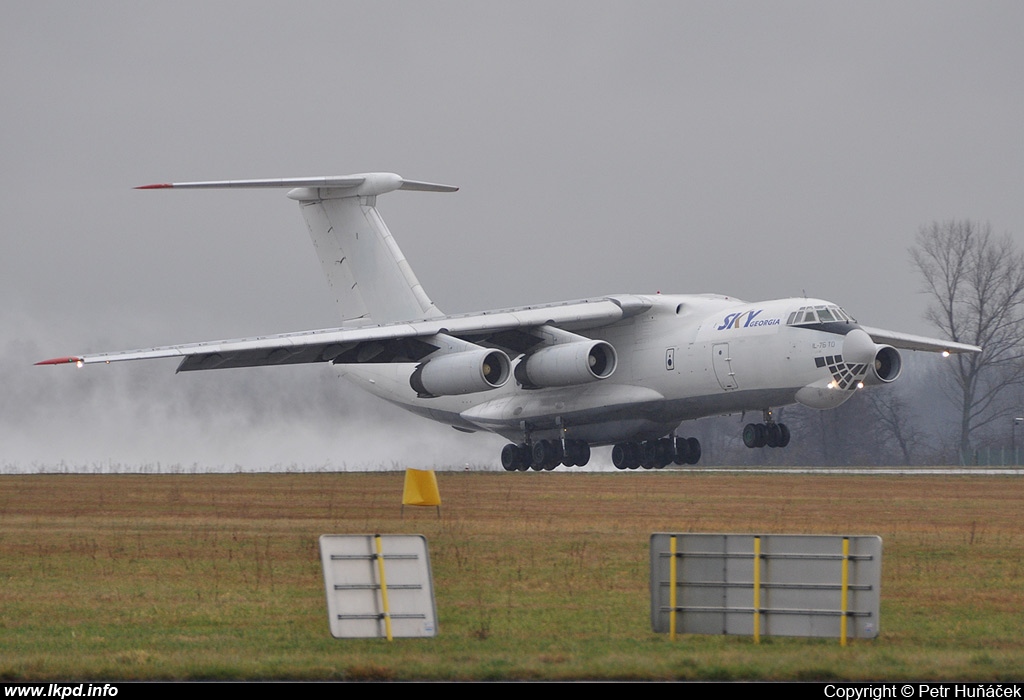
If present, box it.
[611,436,701,470]
[742,409,791,449]
[501,439,591,471]
[500,433,704,471]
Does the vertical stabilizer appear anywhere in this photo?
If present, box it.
[138,173,455,323]
[295,191,443,323]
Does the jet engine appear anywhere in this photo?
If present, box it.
[515,340,617,388]
[842,328,902,385]
[863,345,902,385]
[410,349,512,397]
[796,329,905,409]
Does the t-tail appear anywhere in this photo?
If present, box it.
[137,172,456,323]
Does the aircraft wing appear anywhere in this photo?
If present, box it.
[860,326,980,355]
[37,296,652,372]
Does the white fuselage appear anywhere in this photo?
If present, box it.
[338,294,865,446]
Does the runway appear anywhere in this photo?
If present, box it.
[681,467,1024,476]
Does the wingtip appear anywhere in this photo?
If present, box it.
[134,183,174,190]
[35,356,83,366]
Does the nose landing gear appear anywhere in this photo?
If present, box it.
[742,409,791,449]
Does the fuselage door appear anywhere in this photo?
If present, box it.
[712,342,737,390]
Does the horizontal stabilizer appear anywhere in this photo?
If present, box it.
[136,172,458,198]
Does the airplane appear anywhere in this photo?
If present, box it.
[38,172,981,471]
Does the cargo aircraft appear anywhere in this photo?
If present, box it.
[39,173,980,470]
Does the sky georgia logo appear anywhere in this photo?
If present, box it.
[716,309,780,330]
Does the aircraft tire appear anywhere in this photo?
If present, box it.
[655,438,673,468]
[550,440,564,468]
[612,443,629,469]
[572,441,591,467]
[778,423,791,447]
[532,441,550,469]
[642,441,658,469]
[501,443,520,471]
[754,423,767,447]
[674,437,690,465]
[514,444,531,471]
[766,423,781,448]
[743,423,759,448]
[685,437,701,465]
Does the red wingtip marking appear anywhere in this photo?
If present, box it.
[135,183,173,189]
[35,356,82,366]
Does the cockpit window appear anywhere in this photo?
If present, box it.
[836,307,856,322]
[787,305,857,326]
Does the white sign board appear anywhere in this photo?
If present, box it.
[320,534,437,639]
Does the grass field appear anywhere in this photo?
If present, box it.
[0,470,1021,681]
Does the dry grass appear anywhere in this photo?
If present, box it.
[0,471,1021,680]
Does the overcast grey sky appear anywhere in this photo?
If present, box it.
[3,2,1022,469]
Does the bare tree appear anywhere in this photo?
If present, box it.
[911,221,1024,459]
[867,391,924,465]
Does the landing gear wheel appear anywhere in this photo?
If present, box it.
[778,423,791,447]
[753,423,767,447]
[613,442,642,469]
[573,441,591,467]
[559,440,590,467]
[611,443,629,470]
[530,441,546,470]
[740,421,789,450]
[685,437,701,465]
[642,441,658,469]
[501,443,521,471]
[656,438,674,468]
[532,440,562,470]
[743,423,759,448]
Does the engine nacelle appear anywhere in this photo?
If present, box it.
[409,349,511,397]
[863,345,902,385]
[516,340,617,388]
[842,328,902,385]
